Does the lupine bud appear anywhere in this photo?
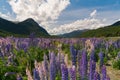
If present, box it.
[56,53,61,71]
[106,75,110,80]
[78,50,82,77]
[89,61,96,80]
[17,74,23,80]
[102,65,106,80]
[69,66,76,80]
[33,68,40,80]
[81,49,88,79]
[93,71,101,80]
[61,53,65,64]
[70,45,77,66]
[99,52,104,70]
[90,50,96,62]
[43,54,49,79]
[61,64,68,80]
[39,63,45,80]
[50,53,56,80]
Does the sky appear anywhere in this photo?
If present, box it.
[0,0,120,35]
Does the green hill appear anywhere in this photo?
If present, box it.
[60,21,120,38]
[59,29,88,38]
[79,22,120,37]
[0,18,50,37]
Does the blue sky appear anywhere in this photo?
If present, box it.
[0,0,120,34]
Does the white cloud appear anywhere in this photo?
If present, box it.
[49,10,107,35]
[90,10,97,17]
[0,12,14,21]
[7,0,70,26]
[118,19,120,21]
[49,18,106,35]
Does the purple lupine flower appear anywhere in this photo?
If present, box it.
[70,45,77,66]
[93,71,101,80]
[106,75,110,80]
[43,54,49,80]
[113,42,118,48]
[81,49,88,79]
[39,64,45,80]
[101,65,106,80]
[0,51,4,61]
[90,50,96,62]
[17,75,23,80]
[50,53,56,80]
[33,68,40,80]
[6,44,11,52]
[61,53,65,64]
[69,66,76,80]
[89,61,96,80]
[61,64,68,80]
[78,50,82,77]
[56,53,64,74]
[99,51,104,70]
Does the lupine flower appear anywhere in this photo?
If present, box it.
[50,52,56,80]
[61,53,65,64]
[17,74,23,80]
[61,64,68,80]
[39,63,45,80]
[101,65,106,80]
[0,51,4,61]
[69,66,76,80]
[99,52,104,70]
[106,75,110,80]
[90,50,96,62]
[64,54,69,66]
[81,49,88,79]
[56,53,61,74]
[70,45,77,66]
[33,68,40,80]
[93,71,101,80]
[43,54,49,80]
[78,50,82,77]
[89,61,96,80]
[6,44,11,52]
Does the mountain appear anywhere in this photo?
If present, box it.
[111,21,120,26]
[59,21,120,38]
[0,17,49,37]
[59,29,88,38]
[79,21,120,37]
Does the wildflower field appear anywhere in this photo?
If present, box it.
[0,36,120,80]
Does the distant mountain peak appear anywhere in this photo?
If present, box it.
[112,21,120,26]
[24,18,35,22]
[22,18,38,24]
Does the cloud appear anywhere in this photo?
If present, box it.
[90,10,97,17]
[0,12,14,21]
[49,10,107,35]
[49,18,106,35]
[7,0,70,26]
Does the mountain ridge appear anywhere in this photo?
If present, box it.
[0,17,49,37]
[0,17,120,37]
[60,21,120,38]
